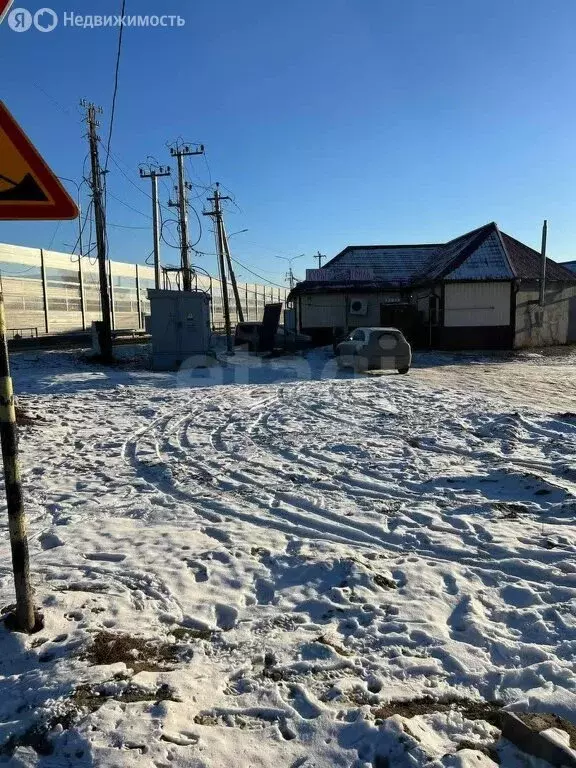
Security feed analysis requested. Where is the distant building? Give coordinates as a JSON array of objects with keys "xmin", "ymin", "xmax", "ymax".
[
  {"xmin": 289, "ymin": 222, "xmax": 576, "ymax": 349},
  {"xmin": 563, "ymin": 261, "xmax": 576, "ymax": 274}
]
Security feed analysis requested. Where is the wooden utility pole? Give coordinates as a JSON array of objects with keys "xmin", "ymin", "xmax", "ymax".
[
  {"xmin": 139, "ymin": 165, "xmax": 171, "ymax": 290},
  {"xmin": 315, "ymin": 251, "xmax": 326, "ymax": 269},
  {"xmin": 83, "ymin": 100, "xmax": 113, "ymax": 362},
  {"xmin": 169, "ymin": 143, "xmax": 204, "ymax": 291},
  {"xmin": 0, "ymin": 294, "xmax": 35, "ymax": 633},
  {"xmin": 204, "ymin": 184, "xmax": 234, "ymax": 354}
]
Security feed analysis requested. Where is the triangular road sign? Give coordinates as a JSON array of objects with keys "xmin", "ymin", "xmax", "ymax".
[
  {"xmin": 0, "ymin": 1, "xmax": 14, "ymax": 25},
  {"xmin": 0, "ymin": 101, "xmax": 79, "ymax": 221}
]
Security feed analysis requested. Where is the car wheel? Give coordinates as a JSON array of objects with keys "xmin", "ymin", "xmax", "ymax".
[{"xmin": 397, "ymin": 367, "xmax": 410, "ymax": 375}]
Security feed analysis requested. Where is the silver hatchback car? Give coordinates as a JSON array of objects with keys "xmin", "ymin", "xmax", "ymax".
[{"xmin": 336, "ymin": 327, "xmax": 412, "ymax": 374}]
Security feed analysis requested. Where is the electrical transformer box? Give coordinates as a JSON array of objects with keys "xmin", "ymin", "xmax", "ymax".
[{"xmin": 148, "ymin": 289, "xmax": 212, "ymax": 370}]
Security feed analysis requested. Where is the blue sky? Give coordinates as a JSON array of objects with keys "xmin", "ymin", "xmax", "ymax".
[{"xmin": 1, "ymin": 0, "xmax": 576, "ymax": 286}]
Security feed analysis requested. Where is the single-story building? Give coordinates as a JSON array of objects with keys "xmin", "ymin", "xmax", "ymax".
[{"xmin": 289, "ymin": 222, "xmax": 576, "ymax": 349}]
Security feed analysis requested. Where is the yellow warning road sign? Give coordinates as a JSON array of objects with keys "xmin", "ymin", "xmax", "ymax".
[{"xmin": 0, "ymin": 101, "xmax": 78, "ymax": 221}]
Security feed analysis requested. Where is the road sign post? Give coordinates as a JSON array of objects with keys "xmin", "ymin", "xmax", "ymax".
[
  {"xmin": 0, "ymin": 101, "xmax": 78, "ymax": 632},
  {"xmin": 0, "ymin": 295, "xmax": 35, "ymax": 632}
]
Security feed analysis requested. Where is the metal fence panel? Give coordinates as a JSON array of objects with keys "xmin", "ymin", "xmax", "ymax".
[{"xmin": 0, "ymin": 243, "xmax": 289, "ymax": 336}]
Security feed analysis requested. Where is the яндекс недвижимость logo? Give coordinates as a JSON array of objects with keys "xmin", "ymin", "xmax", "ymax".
[
  {"xmin": 4, "ymin": 8, "xmax": 185, "ymax": 30},
  {"xmin": 7, "ymin": 6, "xmax": 58, "ymax": 31}
]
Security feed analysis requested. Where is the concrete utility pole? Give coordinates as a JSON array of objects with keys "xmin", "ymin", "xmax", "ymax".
[
  {"xmin": 315, "ymin": 251, "xmax": 326, "ymax": 269},
  {"xmin": 222, "ymin": 223, "xmax": 245, "ymax": 324},
  {"xmin": 204, "ymin": 184, "xmax": 234, "ymax": 354},
  {"xmin": 82, "ymin": 100, "xmax": 113, "ymax": 362},
  {"xmin": 0, "ymin": 294, "xmax": 36, "ymax": 633},
  {"xmin": 139, "ymin": 165, "xmax": 171, "ymax": 290},
  {"xmin": 539, "ymin": 219, "xmax": 548, "ymax": 307},
  {"xmin": 169, "ymin": 143, "xmax": 204, "ymax": 292}
]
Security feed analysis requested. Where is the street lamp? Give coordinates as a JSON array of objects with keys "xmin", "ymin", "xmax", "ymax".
[
  {"xmin": 274, "ymin": 253, "xmax": 305, "ymax": 289},
  {"xmin": 58, "ymin": 176, "xmax": 84, "ymax": 257},
  {"xmin": 228, "ymin": 228, "xmax": 249, "ymax": 239}
]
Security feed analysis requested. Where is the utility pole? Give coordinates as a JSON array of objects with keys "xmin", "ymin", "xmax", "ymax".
[
  {"xmin": 139, "ymin": 164, "xmax": 171, "ymax": 290},
  {"xmin": 204, "ymin": 184, "xmax": 234, "ymax": 354},
  {"xmin": 222, "ymin": 223, "xmax": 245, "ymax": 324},
  {"xmin": 169, "ymin": 143, "xmax": 204, "ymax": 292},
  {"xmin": 82, "ymin": 100, "xmax": 113, "ymax": 362},
  {"xmin": 539, "ymin": 219, "xmax": 548, "ymax": 307},
  {"xmin": 315, "ymin": 251, "xmax": 326, "ymax": 269}
]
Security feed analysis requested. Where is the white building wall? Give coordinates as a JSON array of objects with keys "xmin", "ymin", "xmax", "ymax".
[
  {"xmin": 444, "ymin": 282, "xmax": 510, "ymax": 327},
  {"xmin": 299, "ymin": 292, "xmax": 407, "ymax": 329},
  {"xmin": 514, "ymin": 282, "xmax": 576, "ymax": 348},
  {"xmin": 300, "ymin": 294, "xmax": 346, "ymax": 328}
]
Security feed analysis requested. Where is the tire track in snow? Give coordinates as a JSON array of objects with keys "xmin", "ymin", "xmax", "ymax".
[
  {"xmin": 119, "ymin": 378, "xmax": 576, "ymax": 591},
  {"xmin": 123, "ymin": 410, "xmax": 395, "ymax": 550}
]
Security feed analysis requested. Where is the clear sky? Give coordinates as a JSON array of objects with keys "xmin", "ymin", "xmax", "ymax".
[{"xmin": 1, "ymin": 0, "xmax": 576, "ymax": 286}]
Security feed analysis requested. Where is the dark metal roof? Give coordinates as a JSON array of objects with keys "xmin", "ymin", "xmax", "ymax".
[
  {"xmin": 419, "ymin": 224, "xmax": 500, "ymax": 280},
  {"xmin": 324, "ymin": 244, "xmax": 439, "ymax": 286},
  {"xmin": 501, "ymin": 233, "xmax": 576, "ymax": 282},
  {"xmin": 290, "ymin": 223, "xmax": 576, "ymax": 299}
]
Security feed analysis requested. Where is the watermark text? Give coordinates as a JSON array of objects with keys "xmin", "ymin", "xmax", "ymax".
[{"xmin": 7, "ymin": 7, "xmax": 185, "ymax": 31}]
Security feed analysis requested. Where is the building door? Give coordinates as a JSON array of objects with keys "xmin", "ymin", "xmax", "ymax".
[
  {"xmin": 380, "ymin": 304, "xmax": 418, "ymax": 342},
  {"xmin": 568, "ymin": 296, "xmax": 576, "ymax": 343}
]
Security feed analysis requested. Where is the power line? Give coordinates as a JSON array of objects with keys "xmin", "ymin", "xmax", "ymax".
[
  {"xmin": 107, "ymin": 221, "xmax": 149, "ymax": 230},
  {"xmin": 48, "ymin": 221, "xmax": 62, "ymax": 250},
  {"xmin": 106, "ymin": 190, "xmax": 152, "ymax": 219},
  {"xmin": 84, "ymin": 216, "xmax": 148, "ymax": 230},
  {"xmin": 104, "ymin": 0, "xmax": 127, "ymax": 172},
  {"xmin": 229, "ymin": 257, "xmax": 287, "ymax": 289},
  {"xmin": 190, "ymin": 204, "xmax": 203, "ymax": 247},
  {"xmin": 108, "ymin": 150, "xmax": 174, "ymax": 214},
  {"xmin": 69, "ymin": 200, "xmax": 94, "ymax": 259},
  {"xmin": 195, "ymin": 246, "xmax": 286, "ymax": 285}
]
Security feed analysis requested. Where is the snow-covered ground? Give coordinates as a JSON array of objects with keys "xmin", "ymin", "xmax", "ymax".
[{"xmin": 1, "ymin": 347, "xmax": 576, "ymax": 766}]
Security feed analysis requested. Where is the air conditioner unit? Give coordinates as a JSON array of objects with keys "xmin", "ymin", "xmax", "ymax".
[{"xmin": 349, "ymin": 298, "xmax": 368, "ymax": 316}]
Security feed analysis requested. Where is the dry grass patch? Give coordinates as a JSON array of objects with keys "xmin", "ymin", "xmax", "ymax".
[{"xmin": 83, "ymin": 631, "xmax": 182, "ymax": 673}]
